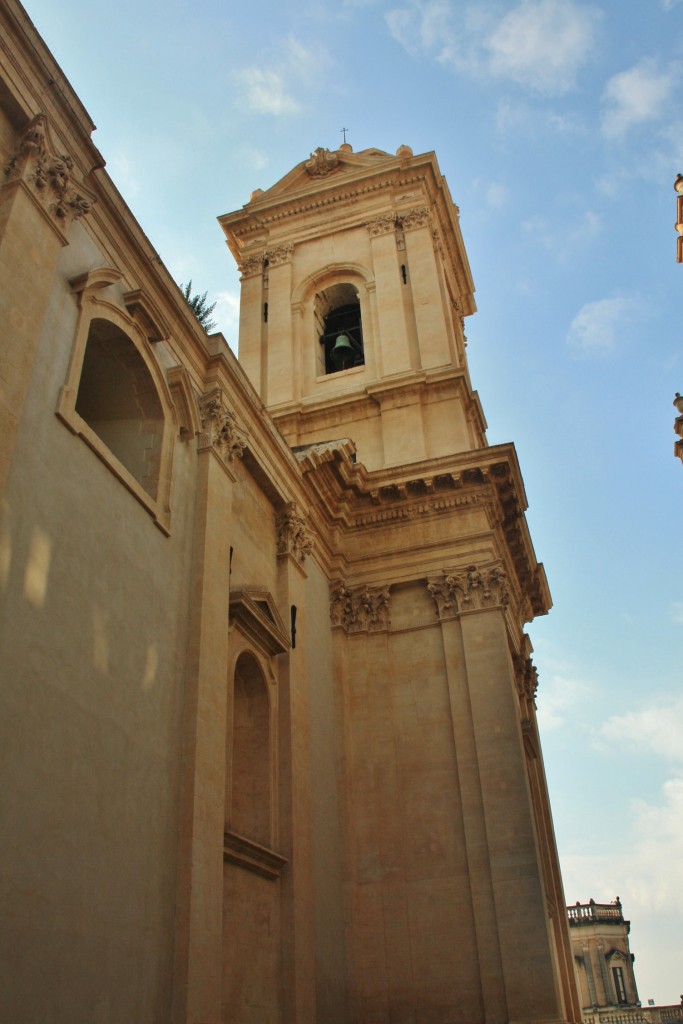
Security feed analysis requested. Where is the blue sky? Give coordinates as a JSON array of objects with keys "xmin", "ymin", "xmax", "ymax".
[{"xmin": 26, "ymin": 0, "xmax": 682, "ymax": 1003}]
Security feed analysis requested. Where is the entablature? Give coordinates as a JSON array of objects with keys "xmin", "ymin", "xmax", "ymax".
[{"xmin": 295, "ymin": 439, "xmax": 550, "ymax": 620}]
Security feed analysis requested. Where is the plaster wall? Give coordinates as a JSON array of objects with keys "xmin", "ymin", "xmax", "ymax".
[{"xmin": 0, "ymin": 232, "xmax": 197, "ymax": 1023}]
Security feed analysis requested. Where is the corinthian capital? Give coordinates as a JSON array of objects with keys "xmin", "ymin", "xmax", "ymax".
[
  {"xmin": 400, "ymin": 206, "xmax": 430, "ymax": 231},
  {"xmin": 330, "ymin": 581, "xmax": 391, "ymax": 633},
  {"xmin": 427, "ymin": 563, "xmax": 509, "ymax": 619},
  {"xmin": 5, "ymin": 114, "xmax": 94, "ymax": 225},
  {"xmin": 197, "ymin": 388, "xmax": 247, "ymax": 463},
  {"xmin": 276, "ymin": 502, "xmax": 313, "ymax": 563}
]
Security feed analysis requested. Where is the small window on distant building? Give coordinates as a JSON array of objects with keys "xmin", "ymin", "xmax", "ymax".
[
  {"xmin": 75, "ymin": 318, "xmax": 164, "ymax": 499},
  {"xmin": 612, "ymin": 967, "xmax": 627, "ymax": 1005},
  {"xmin": 315, "ymin": 283, "xmax": 364, "ymax": 375}
]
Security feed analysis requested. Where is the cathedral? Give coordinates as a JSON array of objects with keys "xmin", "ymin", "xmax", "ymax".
[{"xmin": 0, "ymin": 1, "xmax": 582, "ymax": 1022}]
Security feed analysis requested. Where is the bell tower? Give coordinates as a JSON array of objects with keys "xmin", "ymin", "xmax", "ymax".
[
  {"xmin": 219, "ymin": 145, "xmax": 581, "ymax": 1024},
  {"xmin": 219, "ymin": 144, "xmax": 486, "ymax": 471}
]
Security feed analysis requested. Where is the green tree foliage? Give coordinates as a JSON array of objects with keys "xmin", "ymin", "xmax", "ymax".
[{"xmin": 181, "ymin": 280, "xmax": 217, "ymax": 333}]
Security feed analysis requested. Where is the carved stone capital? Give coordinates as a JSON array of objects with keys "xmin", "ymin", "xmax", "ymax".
[
  {"xmin": 513, "ymin": 652, "xmax": 539, "ymax": 702},
  {"xmin": 237, "ymin": 254, "xmax": 263, "ymax": 279},
  {"xmin": 400, "ymin": 206, "xmax": 430, "ymax": 231},
  {"xmin": 305, "ymin": 147, "xmax": 338, "ymax": 176},
  {"xmin": 366, "ymin": 214, "xmax": 397, "ymax": 237},
  {"xmin": 276, "ymin": 502, "xmax": 313, "ymax": 563},
  {"xmin": 330, "ymin": 581, "xmax": 391, "ymax": 633},
  {"xmin": 197, "ymin": 388, "xmax": 247, "ymax": 463},
  {"xmin": 264, "ymin": 243, "xmax": 294, "ymax": 267},
  {"xmin": 5, "ymin": 114, "xmax": 94, "ymax": 225},
  {"xmin": 427, "ymin": 563, "xmax": 509, "ymax": 619}
]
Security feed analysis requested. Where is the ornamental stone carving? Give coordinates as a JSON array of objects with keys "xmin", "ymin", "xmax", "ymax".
[
  {"xmin": 674, "ymin": 392, "xmax": 683, "ymax": 465},
  {"xmin": 276, "ymin": 502, "xmax": 313, "ymax": 563},
  {"xmin": 366, "ymin": 214, "xmax": 397, "ymax": 237},
  {"xmin": 427, "ymin": 563, "xmax": 509, "ymax": 618},
  {"xmin": 514, "ymin": 654, "xmax": 539, "ymax": 702},
  {"xmin": 400, "ymin": 206, "xmax": 430, "ymax": 231},
  {"xmin": 197, "ymin": 389, "xmax": 247, "ymax": 463},
  {"xmin": 264, "ymin": 243, "xmax": 294, "ymax": 267},
  {"xmin": 330, "ymin": 581, "xmax": 391, "ymax": 633},
  {"xmin": 237, "ymin": 254, "xmax": 263, "ymax": 279},
  {"xmin": 305, "ymin": 147, "xmax": 339, "ymax": 176},
  {"xmin": 5, "ymin": 114, "xmax": 93, "ymax": 224}
]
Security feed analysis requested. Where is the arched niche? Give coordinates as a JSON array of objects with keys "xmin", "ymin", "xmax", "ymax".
[
  {"xmin": 75, "ymin": 318, "xmax": 164, "ymax": 498},
  {"xmin": 230, "ymin": 650, "xmax": 272, "ymax": 847}
]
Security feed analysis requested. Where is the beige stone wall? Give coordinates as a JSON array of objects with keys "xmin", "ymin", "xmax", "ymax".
[{"xmin": 0, "ymin": 231, "xmax": 197, "ymax": 1023}]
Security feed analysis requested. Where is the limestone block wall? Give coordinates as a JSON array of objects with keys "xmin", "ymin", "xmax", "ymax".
[{"xmin": 0, "ymin": 230, "xmax": 198, "ymax": 1023}]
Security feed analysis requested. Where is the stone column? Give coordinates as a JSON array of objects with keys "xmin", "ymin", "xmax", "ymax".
[
  {"xmin": 0, "ymin": 113, "xmax": 94, "ymax": 499},
  {"xmin": 172, "ymin": 388, "xmax": 246, "ymax": 1024},
  {"xmin": 402, "ymin": 207, "xmax": 451, "ymax": 369},
  {"xmin": 276, "ymin": 503, "xmax": 316, "ymax": 1023}
]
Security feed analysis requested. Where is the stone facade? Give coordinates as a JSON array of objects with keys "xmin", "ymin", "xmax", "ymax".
[{"xmin": 0, "ymin": 2, "xmax": 581, "ymax": 1022}]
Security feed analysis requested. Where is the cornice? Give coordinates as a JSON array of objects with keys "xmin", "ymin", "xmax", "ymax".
[
  {"xmin": 296, "ymin": 440, "xmax": 550, "ymax": 620},
  {"xmin": 222, "ymin": 171, "xmax": 429, "ymax": 244}
]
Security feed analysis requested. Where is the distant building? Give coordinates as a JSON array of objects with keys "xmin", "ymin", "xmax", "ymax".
[
  {"xmin": 674, "ymin": 393, "xmax": 683, "ymax": 465},
  {"xmin": 568, "ymin": 899, "xmax": 683, "ymax": 1024}
]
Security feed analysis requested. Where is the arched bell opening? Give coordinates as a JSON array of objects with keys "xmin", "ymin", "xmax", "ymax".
[{"xmin": 315, "ymin": 283, "xmax": 364, "ymax": 375}]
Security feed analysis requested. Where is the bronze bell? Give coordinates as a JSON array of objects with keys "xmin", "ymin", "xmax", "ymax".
[{"xmin": 330, "ymin": 333, "xmax": 354, "ymax": 369}]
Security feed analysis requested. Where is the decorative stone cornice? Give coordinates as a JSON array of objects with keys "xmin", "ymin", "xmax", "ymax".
[
  {"xmin": 366, "ymin": 213, "xmax": 397, "ymax": 237},
  {"xmin": 330, "ymin": 581, "xmax": 391, "ymax": 633},
  {"xmin": 305, "ymin": 147, "xmax": 339, "ymax": 176},
  {"xmin": 400, "ymin": 206, "xmax": 430, "ymax": 231},
  {"xmin": 197, "ymin": 388, "xmax": 247, "ymax": 463},
  {"xmin": 427, "ymin": 563, "xmax": 509, "ymax": 619},
  {"xmin": 5, "ymin": 113, "xmax": 94, "ymax": 225},
  {"xmin": 276, "ymin": 502, "xmax": 313, "ymax": 563}
]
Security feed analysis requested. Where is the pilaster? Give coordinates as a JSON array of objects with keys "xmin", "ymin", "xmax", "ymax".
[
  {"xmin": 276, "ymin": 503, "xmax": 317, "ymax": 1024},
  {"xmin": 265, "ymin": 244, "xmax": 295, "ymax": 406},
  {"xmin": 0, "ymin": 113, "xmax": 94, "ymax": 499},
  {"xmin": 172, "ymin": 388, "xmax": 246, "ymax": 1024},
  {"xmin": 402, "ymin": 208, "xmax": 451, "ymax": 369},
  {"xmin": 366, "ymin": 217, "xmax": 413, "ymax": 376}
]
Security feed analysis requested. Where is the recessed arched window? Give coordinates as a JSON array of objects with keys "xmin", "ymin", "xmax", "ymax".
[
  {"xmin": 75, "ymin": 318, "xmax": 164, "ymax": 499},
  {"xmin": 315, "ymin": 283, "xmax": 364, "ymax": 375},
  {"xmin": 231, "ymin": 651, "xmax": 271, "ymax": 845}
]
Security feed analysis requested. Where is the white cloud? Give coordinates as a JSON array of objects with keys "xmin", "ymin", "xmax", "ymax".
[
  {"xmin": 386, "ymin": 0, "xmax": 599, "ymax": 94},
  {"xmin": 233, "ymin": 36, "xmax": 328, "ymax": 116},
  {"xmin": 672, "ymin": 602, "xmax": 683, "ymax": 625},
  {"xmin": 234, "ymin": 68, "xmax": 301, "ymax": 116},
  {"xmin": 385, "ymin": 0, "xmax": 458, "ymax": 62},
  {"xmin": 536, "ymin": 671, "xmax": 594, "ymax": 731},
  {"xmin": 213, "ymin": 290, "xmax": 241, "ymax": 345},
  {"xmin": 601, "ymin": 58, "xmax": 680, "ymax": 139},
  {"xmin": 496, "ymin": 97, "xmax": 584, "ymax": 136},
  {"xmin": 600, "ymin": 697, "xmax": 683, "ymax": 766},
  {"xmin": 566, "ymin": 296, "xmax": 631, "ymax": 358},
  {"xmin": 522, "ymin": 209, "xmax": 601, "ymax": 259},
  {"xmin": 485, "ymin": 0, "xmax": 601, "ymax": 95}
]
